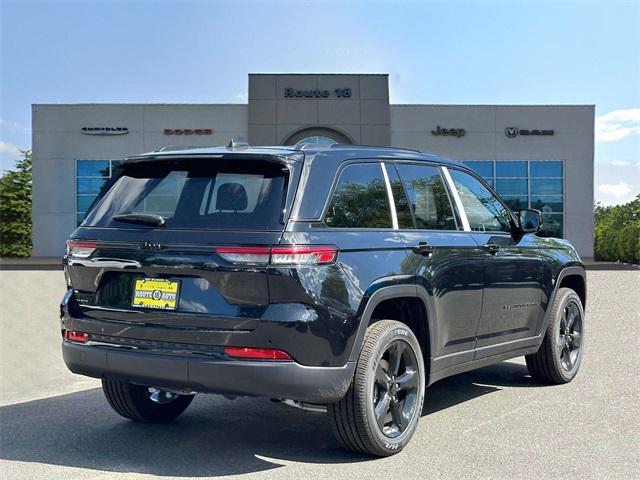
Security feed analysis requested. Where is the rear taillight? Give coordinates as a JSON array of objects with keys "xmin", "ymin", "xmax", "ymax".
[
  {"xmin": 224, "ymin": 346, "xmax": 292, "ymax": 361},
  {"xmin": 63, "ymin": 330, "xmax": 89, "ymax": 343},
  {"xmin": 215, "ymin": 247, "xmax": 271, "ymax": 265},
  {"xmin": 270, "ymin": 245, "xmax": 337, "ymax": 265},
  {"xmin": 66, "ymin": 240, "xmax": 97, "ymax": 258},
  {"xmin": 215, "ymin": 245, "xmax": 338, "ymax": 266}
]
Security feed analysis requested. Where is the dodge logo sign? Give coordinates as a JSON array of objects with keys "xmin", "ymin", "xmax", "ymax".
[
  {"xmin": 505, "ymin": 127, "xmax": 554, "ymax": 138},
  {"xmin": 164, "ymin": 129, "xmax": 213, "ymax": 135},
  {"xmin": 81, "ymin": 127, "xmax": 129, "ymax": 136}
]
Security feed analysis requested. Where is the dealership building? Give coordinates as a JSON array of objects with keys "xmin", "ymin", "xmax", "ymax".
[{"xmin": 32, "ymin": 73, "xmax": 595, "ymax": 257}]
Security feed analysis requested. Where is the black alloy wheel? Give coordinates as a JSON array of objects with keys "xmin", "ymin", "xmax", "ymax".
[
  {"xmin": 328, "ymin": 320, "xmax": 425, "ymax": 456},
  {"xmin": 373, "ymin": 340, "xmax": 420, "ymax": 438},
  {"xmin": 559, "ymin": 300, "xmax": 583, "ymax": 372},
  {"xmin": 526, "ymin": 288, "xmax": 585, "ymax": 384}
]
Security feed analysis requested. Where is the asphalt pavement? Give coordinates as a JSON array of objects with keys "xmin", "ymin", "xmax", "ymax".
[{"xmin": 0, "ymin": 269, "xmax": 638, "ymax": 479}]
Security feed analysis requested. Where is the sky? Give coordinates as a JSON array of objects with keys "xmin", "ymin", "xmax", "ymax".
[{"xmin": 1, "ymin": 0, "xmax": 638, "ymax": 205}]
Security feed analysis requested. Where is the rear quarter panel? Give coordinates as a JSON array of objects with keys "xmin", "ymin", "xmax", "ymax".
[{"xmin": 270, "ymin": 227, "xmax": 409, "ymax": 366}]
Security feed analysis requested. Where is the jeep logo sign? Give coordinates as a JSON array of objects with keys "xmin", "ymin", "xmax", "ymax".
[
  {"xmin": 505, "ymin": 127, "xmax": 554, "ymax": 138},
  {"xmin": 284, "ymin": 88, "xmax": 352, "ymax": 98},
  {"xmin": 431, "ymin": 126, "xmax": 466, "ymax": 138}
]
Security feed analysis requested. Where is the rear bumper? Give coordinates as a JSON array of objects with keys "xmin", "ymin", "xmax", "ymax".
[{"xmin": 62, "ymin": 341, "xmax": 355, "ymax": 403}]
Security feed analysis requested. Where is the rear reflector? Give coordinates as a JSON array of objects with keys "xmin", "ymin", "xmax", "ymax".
[
  {"xmin": 63, "ymin": 330, "xmax": 89, "ymax": 343},
  {"xmin": 215, "ymin": 245, "xmax": 337, "ymax": 266},
  {"xmin": 66, "ymin": 240, "xmax": 97, "ymax": 258},
  {"xmin": 224, "ymin": 346, "xmax": 292, "ymax": 361}
]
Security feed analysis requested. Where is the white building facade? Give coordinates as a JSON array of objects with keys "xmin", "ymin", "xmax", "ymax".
[{"xmin": 32, "ymin": 73, "xmax": 594, "ymax": 257}]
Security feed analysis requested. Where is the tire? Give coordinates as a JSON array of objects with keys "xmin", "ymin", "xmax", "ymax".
[
  {"xmin": 102, "ymin": 379, "xmax": 194, "ymax": 423},
  {"xmin": 526, "ymin": 287, "xmax": 585, "ymax": 384},
  {"xmin": 328, "ymin": 320, "xmax": 426, "ymax": 457}
]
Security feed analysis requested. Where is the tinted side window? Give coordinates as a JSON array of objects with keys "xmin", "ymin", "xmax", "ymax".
[
  {"xmin": 449, "ymin": 169, "xmax": 512, "ymax": 232},
  {"xmin": 325, "ymin": 163, "xmax": 392, "ymax": 228},
  {"xmin": 397, "ymin": 164, "xmax": 457, "ymax": 230},
  {"xmin": 385, "ymin": 163, "xmax": 414, "ymax": 229}
]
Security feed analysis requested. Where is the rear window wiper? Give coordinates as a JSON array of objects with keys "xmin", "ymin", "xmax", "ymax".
[{"xmin": 112, "ymin": 213, "xmax": 165, "ymax": 226}]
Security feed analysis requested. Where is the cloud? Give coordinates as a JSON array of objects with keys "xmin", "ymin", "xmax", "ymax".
[
  {"xmin": 0, "ymin": 119, "xmax": 30, "ymax": 134},
  {"xmin": 232, "ymin": 92, "xmax": 248, "ymax": 103},
  {"xmin": 0, "ymin": 141, "xmax": 21, "ymax": 156},
  {"xmin": 595, "ymin": 108, "xmax": 640, "ymax": 142},
  {"xmin": 597, "ymin": 182, "xmax": 633, "ymax": 198},
  {"xmin": 322, "ymin": 46, "xmax": 374, "ymax": 57},
  {"xmin": 610, "ymin": 160, "xmax": 631, "ymax": 166}
]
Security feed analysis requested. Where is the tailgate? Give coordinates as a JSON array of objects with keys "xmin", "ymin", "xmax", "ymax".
[
  {"xmin": 65, "ymin": 231, "xmax": 282, "ymax": 327},
  {"xmin": 64, "ymin": 154, "xmax": 298, "ymax": 327}
]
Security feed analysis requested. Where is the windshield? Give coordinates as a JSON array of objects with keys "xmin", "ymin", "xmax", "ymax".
[{"xmin": 82, "ymin": 159, "xmax": 289, "ymax": 230}]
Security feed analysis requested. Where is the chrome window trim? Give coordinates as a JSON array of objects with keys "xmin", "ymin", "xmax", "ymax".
[
  {"xmin": 441, "ymin": 166, "xmax": 471, "ymax": 231},
  {"xmin": 380, "ymin": 162, "xmax": 399, "ymax": 230}
]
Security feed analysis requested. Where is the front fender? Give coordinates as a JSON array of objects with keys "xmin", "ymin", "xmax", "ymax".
[{"xmin": 537, "ymin": 265, "xmax": 586, "ymax": 336}]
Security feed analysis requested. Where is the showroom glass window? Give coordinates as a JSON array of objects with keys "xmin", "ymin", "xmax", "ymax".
[
  {"xmin": 295, "ymin": 136, "xmax": 337, "ymax": 147},
  {"xmin": 464, "ymin": 160, "xmax": 564, "ymax": 238},
  {"xmin": 76, "ymin": 159, "xmax": 192, "ymax": 225},
  {"xmin": 324, "ymin": 163, "xmax": 393, "ymax": 228},
  {"xmin": 76, "ymin": 160, "xmax": 122, "ymax": 225}
]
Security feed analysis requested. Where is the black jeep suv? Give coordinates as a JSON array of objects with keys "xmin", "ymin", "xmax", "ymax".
[{"xmin": 61, "ymin": 144, "xmax": 586, "ymax": 456}]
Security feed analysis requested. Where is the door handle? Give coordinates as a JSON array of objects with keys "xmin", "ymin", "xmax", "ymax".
[
  {"xmin": 411, "ymin": 242, "xmax": 434, "ymax": 256},
  {"xmin": 483, "ymin": 242, "xmax": 501, "ymax": 254}
]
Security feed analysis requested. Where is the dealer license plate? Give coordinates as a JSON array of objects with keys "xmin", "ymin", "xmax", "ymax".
[{"xmin": 131, "ymin": 278, "xmax": 180, "ymax": 310}]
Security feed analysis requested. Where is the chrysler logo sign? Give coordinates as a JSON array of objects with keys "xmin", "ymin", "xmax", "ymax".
[
  {"xmin": 81, "ymin": 127, "xmax": 129, "ymax": 136},
  {"xmin": 505, "ymin": 127, "xmax": 554, "ymax": 138}
]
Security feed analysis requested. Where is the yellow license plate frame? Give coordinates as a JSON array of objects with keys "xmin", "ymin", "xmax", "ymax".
[{"xmin": 131, "ymin": 278, "xmax": 180, "ymax": 310}]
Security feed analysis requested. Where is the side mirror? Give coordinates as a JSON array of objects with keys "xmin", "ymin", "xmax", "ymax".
[{"xmin": 518, "ymin": 209, "xmax": 542, "ymax": 233}]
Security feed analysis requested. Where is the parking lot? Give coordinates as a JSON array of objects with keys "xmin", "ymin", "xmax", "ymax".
[{"xmin": 0, "ymin": 268, "xmax": 638, "ymax": 479}]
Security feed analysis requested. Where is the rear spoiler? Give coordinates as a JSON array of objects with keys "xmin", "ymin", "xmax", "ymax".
[{"xmin": 121, "ymin": 152, "xmax": 304, "ymax": 166}]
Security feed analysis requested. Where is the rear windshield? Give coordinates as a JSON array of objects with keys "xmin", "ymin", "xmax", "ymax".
[{"xmin": 82, "ymin": 159, "xmax": 289, "ymax": 230}]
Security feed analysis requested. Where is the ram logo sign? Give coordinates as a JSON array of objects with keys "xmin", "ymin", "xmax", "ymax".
[{"xmin": 505, "ymin": 127, "xmax": 554, "ymax": 138}]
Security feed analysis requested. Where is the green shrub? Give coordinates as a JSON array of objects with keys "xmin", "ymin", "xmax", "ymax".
[
  {"xmin": 594, "ymin": 194, "xmax": 640, "ymax": 264},
  {"xmin": 0, "ymin": 149, "xmax": 32, "ymax": 257}
]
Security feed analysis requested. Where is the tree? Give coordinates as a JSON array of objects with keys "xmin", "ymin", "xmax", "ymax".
[
  {"xmin": 594, "ymin": 194, "xmax": 640, "ymax": 264},
  {"xmin": 0, "ymin": 149, "xmax": 32, "ymax": 257}
]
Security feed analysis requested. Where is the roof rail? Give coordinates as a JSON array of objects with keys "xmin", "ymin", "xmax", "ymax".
[{"xmin": 328, "ymin": 144, "xmax": 422, "ymax": 154}]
